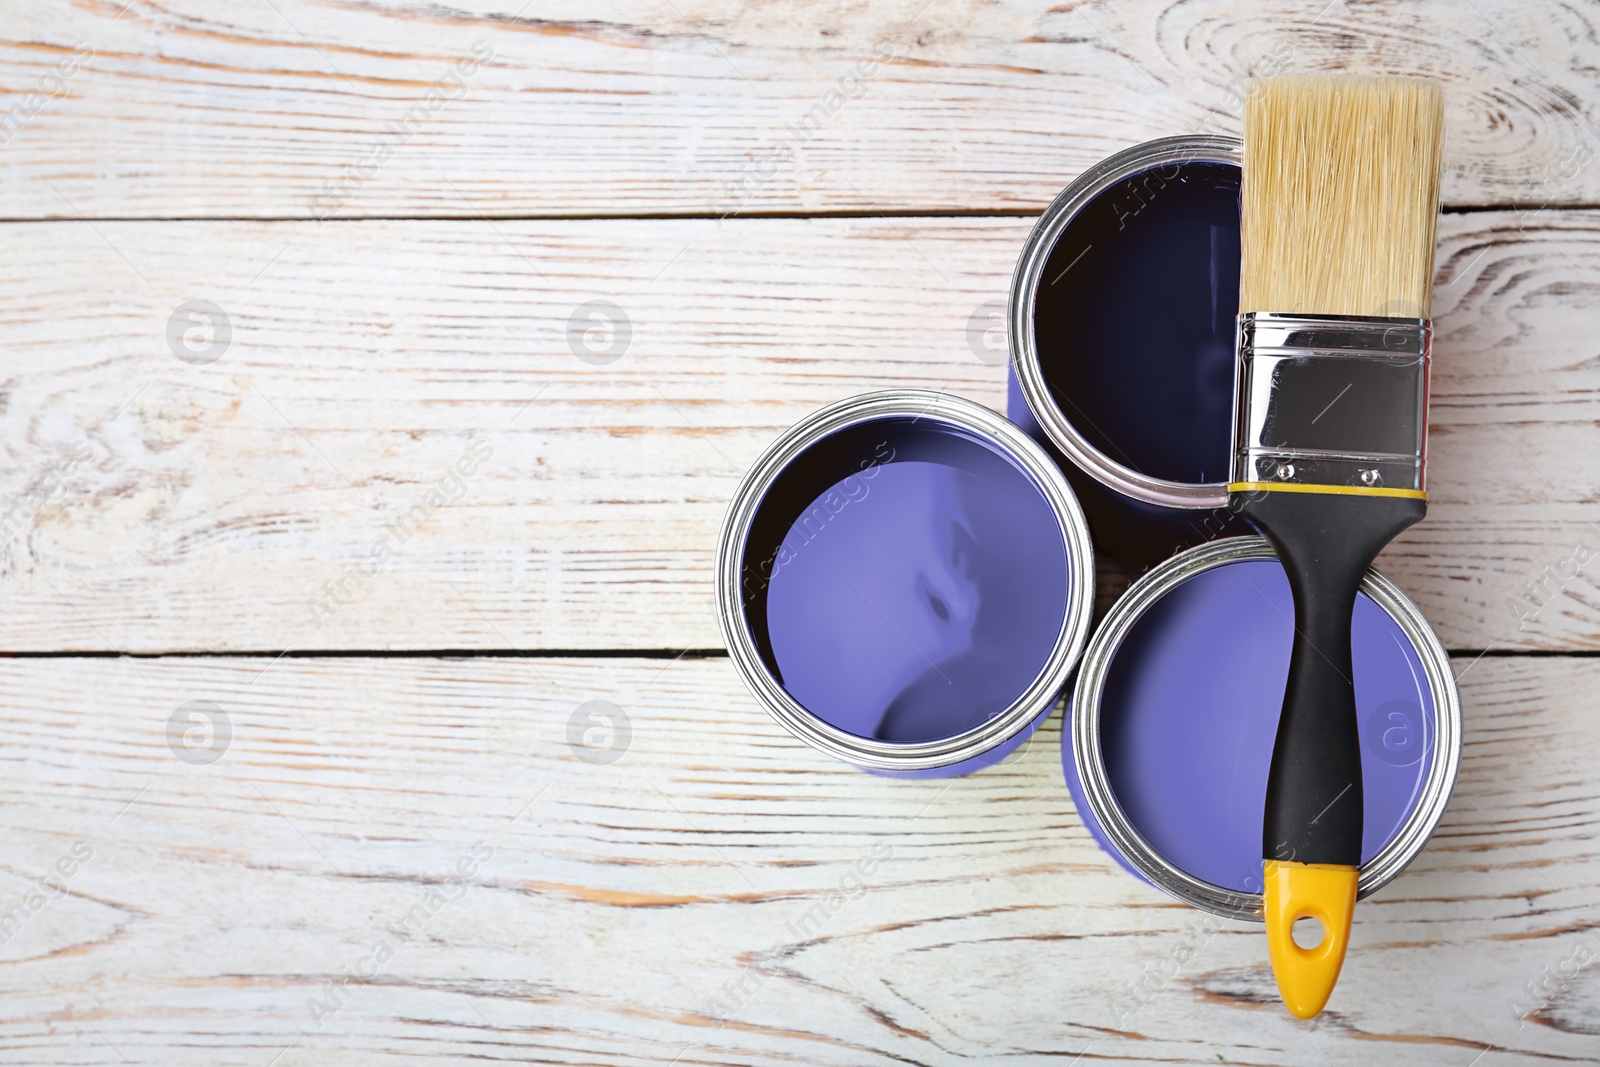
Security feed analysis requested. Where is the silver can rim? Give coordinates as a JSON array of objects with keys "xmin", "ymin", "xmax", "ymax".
[
  {"xmin": 1010, "ymin": 134, "xmax": 1243, "ymax": 511},
  {"xmin": 1069, "ymin": 535, "xmax": 1462, "ymax": 920},
  {"xmin": 716, "ymin": 390, "xmax": 1097, "ymax": 771}
]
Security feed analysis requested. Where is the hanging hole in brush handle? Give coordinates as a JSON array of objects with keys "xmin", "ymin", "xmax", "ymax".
[{"xmin": 1292, "ymin": 915, "xmax": 1325, "ymax": 949}]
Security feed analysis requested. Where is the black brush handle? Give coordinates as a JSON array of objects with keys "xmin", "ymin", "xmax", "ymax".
[
  {"xmin": 1235, "ymin": 489, "xmax": 1426, "ymax": 865},
  {"xmin": 1235, "ymin": 489, "xmax": 1425, "ymax": 1018}
]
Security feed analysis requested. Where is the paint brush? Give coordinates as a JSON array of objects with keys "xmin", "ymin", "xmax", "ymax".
[{"xmin": 1231, "ymin": 75, "xmax": 1443, "ymax": 1018}]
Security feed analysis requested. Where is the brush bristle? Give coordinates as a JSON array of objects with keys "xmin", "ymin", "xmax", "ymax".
[{"xmin": 1241, "ymin": 75, "xmax": 1443, "ymax": 318}]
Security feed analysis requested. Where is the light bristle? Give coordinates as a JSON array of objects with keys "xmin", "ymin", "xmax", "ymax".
[{"xmin": 1241, "ymin": 75, "xmax": 1443, "ymax": 318}]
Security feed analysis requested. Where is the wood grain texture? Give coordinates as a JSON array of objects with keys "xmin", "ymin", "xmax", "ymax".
[
  {"xmin": 0, "ymin": 211, "xmax": 1597, "ymax": 652},
  {"xmin": 2, "ymin": 0, "xmax": 1599, "ymax": 218},
  {"xmin": 0, "ymin": 654, "xmax": 1594, "ymax": 1066},
  {"xmin": 3, "ymin": 5, "xmax": 1595, "ymax": 1063}
]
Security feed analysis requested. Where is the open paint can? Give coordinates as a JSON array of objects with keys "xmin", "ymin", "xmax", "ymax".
[
  {"xmin": 717, "ymin": 391, "xmax": 1095, "ymax": 776},
  {"xmin": 1008, "ymin": 135, "xmax": 1250, "ymax": 567},
  {"xmin": 1066, "ymin": 537, "xmax": 1460, "ymax": 918}
]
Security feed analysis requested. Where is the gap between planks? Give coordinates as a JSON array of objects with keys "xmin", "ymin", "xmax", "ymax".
[{"xmin": 0, "ymin": 203, "xmax": 1596, "ymax": 225}]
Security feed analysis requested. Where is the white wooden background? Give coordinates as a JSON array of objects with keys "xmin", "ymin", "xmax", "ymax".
[{"xmin": 0, "ymin": 2, "xmax": 1597, "ymax": 1064}]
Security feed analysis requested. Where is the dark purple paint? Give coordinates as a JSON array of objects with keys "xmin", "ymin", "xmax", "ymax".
[
  {"xmin": 752, "ymin": 423, "xmax": 1070, "ymax": 747},
  {"xmin": 1015, "ymin": 158, "xmax": 1251, "ymax": 566},
  {"xmin": 1036, "ymin": 161, "xmax": 1240, "ymax": 484},
  {"xmin": 1065, "ymin": 559, "xmax": 1434, "ymax": 892}
]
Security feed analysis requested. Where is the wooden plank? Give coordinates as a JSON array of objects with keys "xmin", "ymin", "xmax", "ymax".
[
  {"xmin": 0, "ymin": 653, "xmax": 1594, "ymax": 1065},
  {"xmin": 1, "ymin": 0, "xmax": 1598, "ymax": 218},
  {"xmin": 1, "ymin": 211, "xmax": 1598, "ymax": 653}
]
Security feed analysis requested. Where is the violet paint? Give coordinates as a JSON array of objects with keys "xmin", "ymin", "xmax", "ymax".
[
  {"xmin": 1066, "ymin": 559, "xmax": 1434, "ymax": 892},
  {"xmin": 745, "ymin": 420, "xmax": 1070, "ymax": 746}
]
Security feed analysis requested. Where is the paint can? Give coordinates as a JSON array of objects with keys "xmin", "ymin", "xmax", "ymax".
[
  {"xmin": 1065, "ymin": 536, "xmax": 1460, "ymax": 918},
  {"xmin": 1008, "ymin": 135, "xmax": 1251, "ymax": 567},
  {"xmin": 717, "ymin": 391, "xmax": 1095, "ymax": 776}
]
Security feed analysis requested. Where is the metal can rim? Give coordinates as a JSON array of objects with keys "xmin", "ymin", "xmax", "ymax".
[
  {"xmin": 1009, "ymin": 134, "xmax": 1243, "ymax": 511},
  {"xmin": 716, "ymin": 390, "xmax": 1097, "ymax": 771},
  {"xmin": 1069, "ymin": 535, "xmax": 1462, "ymax": 919}
]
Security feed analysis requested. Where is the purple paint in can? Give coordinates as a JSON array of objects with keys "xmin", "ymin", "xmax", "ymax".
[
  {"xmin": 1066, "ymin": 538, "xmax": 1460, "ymax": 917},
  {"xmin": 764, "ymin": 436, "xmax": 1067, "ymax": 744},
  {"xmin": 717, "ymin": 392, "xmax": 1095, "ymax": 775},
  {"xmin": 1010, "ymin": 138, "xmax": 1252, "ymax": 568}
]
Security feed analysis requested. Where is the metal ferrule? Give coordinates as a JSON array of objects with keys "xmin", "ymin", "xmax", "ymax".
[{"xmin": 1231, "ymin": 313, "xmax": 1431, "ymax": 494}]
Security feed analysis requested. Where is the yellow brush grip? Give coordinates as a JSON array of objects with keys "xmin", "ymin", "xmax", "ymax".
[{"xmin": 1263, "ymin": 860, "xmax": 1358, "ymax": 1018}]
